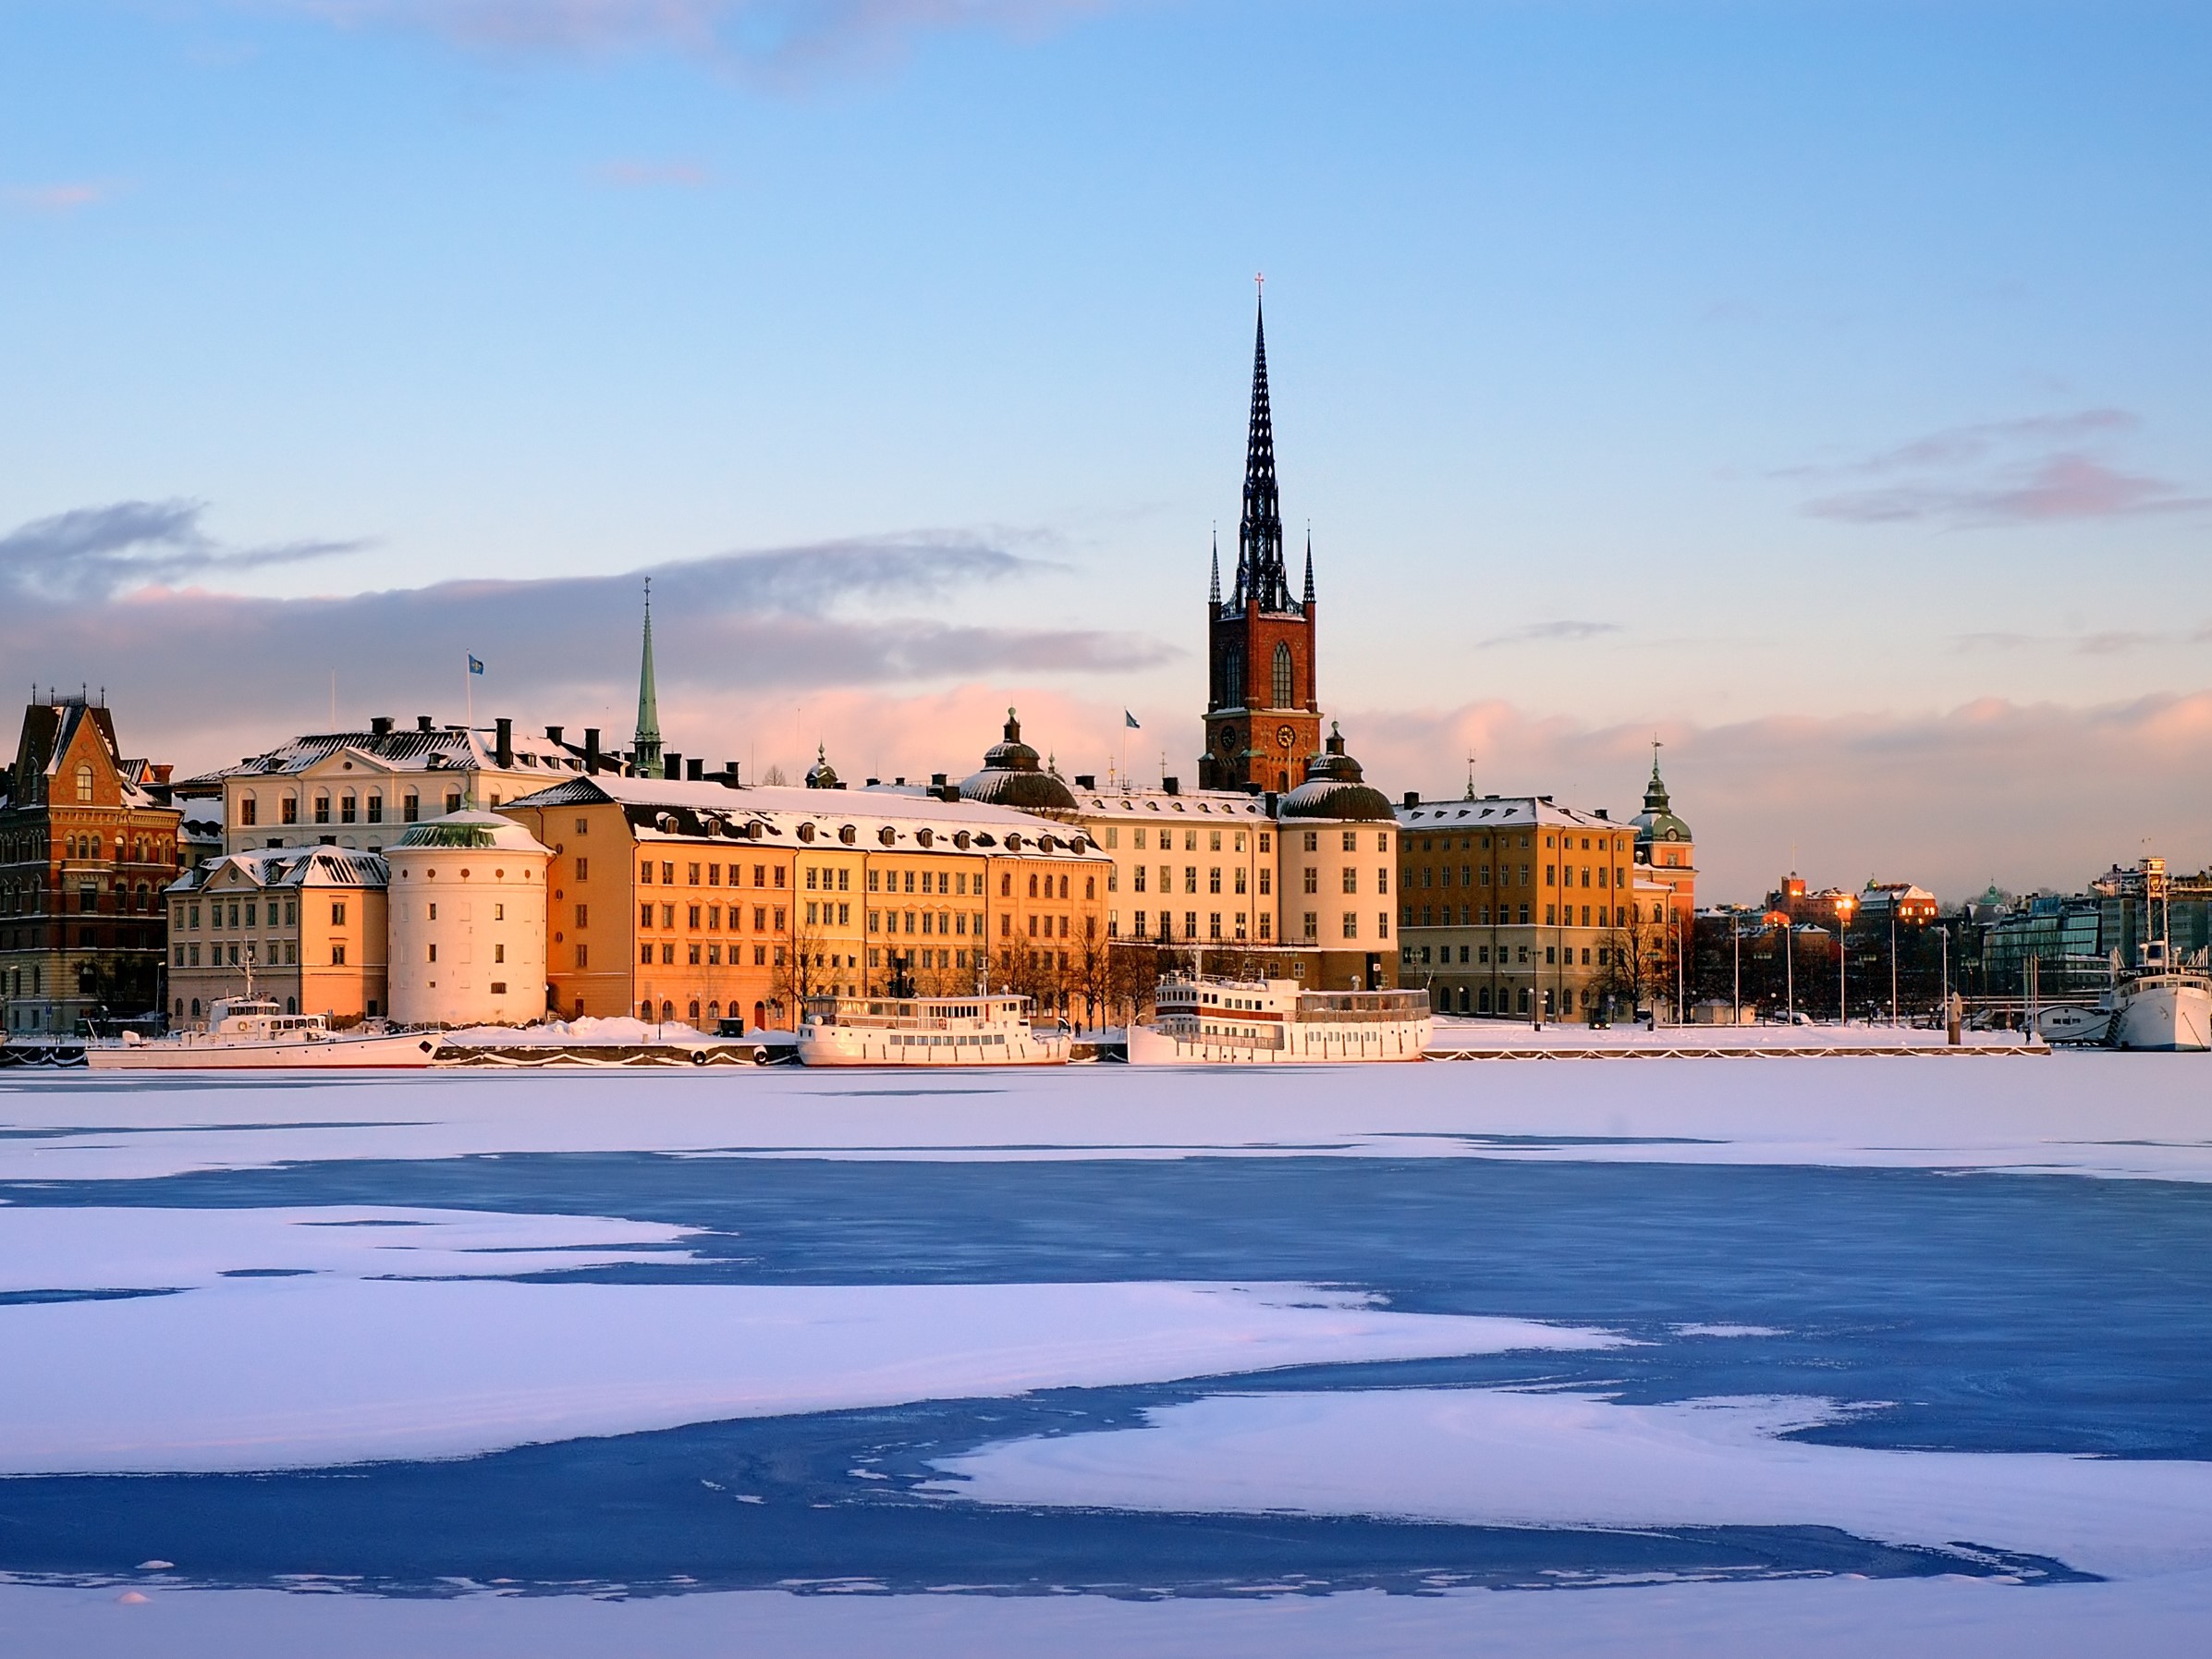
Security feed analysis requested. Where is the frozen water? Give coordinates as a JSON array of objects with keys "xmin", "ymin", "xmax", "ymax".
[{"xmin": 1, "ymin": 1057, "xmax": 2208, "ymax": 1651}]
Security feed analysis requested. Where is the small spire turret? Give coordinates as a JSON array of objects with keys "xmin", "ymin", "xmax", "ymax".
[{"xmin": 632, "ymin": 578, "xmax": 663, "ymax": 775}]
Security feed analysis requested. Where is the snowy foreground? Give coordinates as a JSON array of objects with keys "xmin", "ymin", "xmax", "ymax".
[{"xmin": 1, "ymin": 1055, "xmax": 2208, "ymax": 1656}]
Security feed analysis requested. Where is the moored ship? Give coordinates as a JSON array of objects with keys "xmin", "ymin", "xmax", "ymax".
[
  {"xmin": 86, "ymin": 997, "xmax": 441, "ymax": 1070},
  {"xmin": 2034, "ymin": 858, "xmax": 2211, "ymax": 1053},
  {"xmin": 793, "ymin": 994, "xmax": 1069, "ymax": 1067},
  {"xmin": 1130, "ymin": 975, "xmax": 1433, "ymax": 1064}
]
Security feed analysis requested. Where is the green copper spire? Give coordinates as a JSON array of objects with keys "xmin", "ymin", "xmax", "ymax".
[{"xmin": 633, "ymin": 578, "xmax": 664, "ymax": 775}]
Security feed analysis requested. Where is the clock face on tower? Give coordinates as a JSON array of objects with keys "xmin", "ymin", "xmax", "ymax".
[
  {"xmin": 1218, "ymin": 726, "xmax": 1240, "ymax": 755},
  {"xmin": 1276, "ymin": 725, "xmax": 1296, "ymax": 750}
]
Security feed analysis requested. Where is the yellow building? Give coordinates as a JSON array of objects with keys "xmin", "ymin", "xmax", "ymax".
[
  {"xmin": 164, "ymin": 847, "xmax": 389, "ymax": 1027},
  {"xmin": 1394, "ymin": 794, "xmax": 1640, "ymax": 1022},
  {"xmin": 502, "ymin": 775, "xmax": 1110, "ymax": 1031}
]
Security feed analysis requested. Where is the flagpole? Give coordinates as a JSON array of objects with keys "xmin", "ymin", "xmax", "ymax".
[{"xmin": 464, "ymin": 654, "xmax": 474, "ymax": 735}]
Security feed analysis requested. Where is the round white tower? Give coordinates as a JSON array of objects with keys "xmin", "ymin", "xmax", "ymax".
[{"xmin": 386, "ymin": 811, "xmax": 552, "ymax": 1029}]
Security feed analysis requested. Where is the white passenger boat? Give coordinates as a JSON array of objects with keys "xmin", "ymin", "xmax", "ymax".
[
  {"xmin": 793, "ymin": 994, "xmax": 1069, "ymax": 1067},
  {"xmin": 2034, "ymin": 859, "xmax": 2211, "ymax": 1053},
  {"xmin": 1130, "ymin": 975, "xmax": 1434, "ymax": 1064},
  {"xmin": 86, "ymin": 998, "xmax": 442, "ymax": 1070}
]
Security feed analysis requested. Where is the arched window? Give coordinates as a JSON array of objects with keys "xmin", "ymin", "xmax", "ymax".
[
  {"xmin": 661, "ymin": 999, "xmax": 675, "ymax": 1023},
  {"xmin": 687, "ymin": 999, "xmax": 702, "ymax": 1024},
  {"xmin": 1221, "ymin": 649, "xmax": 1243, "ymax": 710},
  {"xmin": 1272, "ymin": 641, "xmax": 1294, "ymax": 709},
  {"xmin": 239, "ymin": 795, "xmax": 258, "ymax": 826},
  {"xmin": 286, "ymin": 997, "xmax": 298, "ymax": 1015},
  {"xmin": 639, "ymin": 1000, "xmax": 653, "ymax": 1020},
  {"xmin": 75, "ymin": 763, "xmax": 93, "ymax": 802}
]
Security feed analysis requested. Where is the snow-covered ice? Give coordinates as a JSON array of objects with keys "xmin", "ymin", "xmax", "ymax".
[
  {"xmin": 0, "ymin": 1258, "xmax": 1617, "ymax": 1472},
  {"xmin": 928, "ymin": 1387, "xmax": 2212, "ymax": 1580},
  {"xmin": 2, "ymin": 1056, "xmax": 2208, "ymax": 1653}
]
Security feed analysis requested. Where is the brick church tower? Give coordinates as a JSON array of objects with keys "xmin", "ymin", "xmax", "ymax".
[{"xmin": 1200, "ymin": 292, "xmax": 1320, "ymax": 793}]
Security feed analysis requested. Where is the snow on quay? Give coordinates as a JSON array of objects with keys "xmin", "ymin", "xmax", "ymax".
[{"xmin": 2, "ymin": 1048, "xmax": 2207, "ymax": 1183}]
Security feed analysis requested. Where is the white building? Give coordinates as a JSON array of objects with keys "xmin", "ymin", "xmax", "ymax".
[
  {"xmin": 385, "ymin": 811, "xmax": 552, "ymax": 1029},
  {"xmin": 176, "ymin": 716, "xmax": 616, "ymax": 859}
]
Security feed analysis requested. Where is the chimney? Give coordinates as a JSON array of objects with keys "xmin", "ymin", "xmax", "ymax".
[
  {"xmin": 938, "ymin": 784, "xmax": 960, "ymax": 803},
  {"xmin": 544, "ymin": 725, "xmax": 564, "ymax": 746},
  {"xmin": 720, "ymin": 761, "xmax": 741, "ymax": 788},
  {"xmin": 686, "ymin": 757, "xmax": 703, "ymax": 782},
  {"xmin": 495, "ymin": 717, "xmax": 513, "ymax": 769},
  {"xmin": 370, "ymin": 715, "xmax": 394, "ymax": 738},
  {"xmin": 1403, "ymin": 791, "xmax": 1418, "ymax": 810},
  {"xmin": 866, "ymin": 777, "xmax": 881, "ymax": 787},
  {"xmin": 1263, "ymin": 790, "xmax": 1278, "ymax": 816},
  {"xmin": 417, "ymin": 715, "xmax": 433, "ymax": 732},
  {"xmin": 931, "ymin": 773, "xmax": 947, "ymax": 789},
  {"xmin": 1074, "ymin": 775, "xmax": 1095, "ymax": 789},
  {"xmin": 1595, "ymin": 808, "xmax": 1609, "ymax": 821},
  {"xmin": 1162, "ymin": 776, "xmax": 1179, "ymax": 796},
  {"xmin": 583, "ymin": 728, "xmax": 602, "ymax": 774},
  {"xmin": 663, "ymin": 750, "xmax": 681, "ymax": 781}
]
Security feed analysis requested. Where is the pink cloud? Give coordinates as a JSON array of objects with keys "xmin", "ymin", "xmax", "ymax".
[
  {"xmin": 281, "ymin": 1, "xmax": 1110, "ymax": 76},
  {"xmin": 5, "ymin": 182, "xmax": 110, "ymax": 212}
]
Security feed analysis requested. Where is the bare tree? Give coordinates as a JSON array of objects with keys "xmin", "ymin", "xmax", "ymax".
[{"xmin": 769, "ymin": 916, "xmax": 831, "ymax": 1023}]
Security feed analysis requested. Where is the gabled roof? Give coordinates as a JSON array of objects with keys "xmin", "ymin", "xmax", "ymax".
[
  {"xmin": 165, "ymin": 845, "xmax": 388, "ymax": 895},
  {"xmin": 6, "ymin": 698, "xmax": 167, "ymax": 812}
]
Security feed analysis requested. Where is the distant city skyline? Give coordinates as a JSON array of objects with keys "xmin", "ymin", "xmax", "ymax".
[{"xmin": 3, "ymin": 1, "xmax": 2207, "ymax": 901}]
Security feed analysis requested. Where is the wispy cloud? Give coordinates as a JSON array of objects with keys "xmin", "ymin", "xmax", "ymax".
[
  {"xmin": 275, "ymin": 1, "xmax": 1109, "ymax": 78},
  {"xmin": 1475, "ymin": 619, "xmax": 1622, "ymax": 648},
  {"xmin": 1783, "ymin": 409, "xmax": 2209, "ymax": 528},
  {"xmin": 1953, "ymin": 621, "xmax": 2212, "ymax": 657},
  {"xmin": 0, "ymin": 504, "xmax": 1168, "ymax": 772},
  {"xmin": 0, "ymin": 500, "xmax": 366, "ymax": 602},
  {"xmin": 4, "ymin": 181, "xmax": 113, "ymax": 212}
]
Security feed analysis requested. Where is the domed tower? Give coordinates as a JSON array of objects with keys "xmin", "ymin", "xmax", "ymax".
[
  {"xmin": 803, "ymin": 744, "xmax": 841, "ymax": 790},
  {"xmin": 1630, "ymin": 740, "xmax": 1696, "ymax": 921},
  {"xmin": 1200, "ymin": 287, "xmax": 1320, "ymax": 794},
  {"xmin": 1276, "ymin": 724, "xmax": 1399, "ymax": 991},
  {"xmin": 959, "ymin": 708, "xmax": 1077, "ymax": 815}
]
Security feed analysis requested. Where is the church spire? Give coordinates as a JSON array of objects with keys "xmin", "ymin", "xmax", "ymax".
[
  {"xmin": 633, "ymin": 578, "xmax": 663, "ymax": 776},
  {"xmin": 1208, "ymin": 525, "xmax": 1221, "ymax": 606},
  {"xmin": 1302, "ymin": 527, "xmax": 1314, "ymax": 609},
  {"xmin": 1236, "ymin": 279, "xmax": 1289, "ymax": 612}
]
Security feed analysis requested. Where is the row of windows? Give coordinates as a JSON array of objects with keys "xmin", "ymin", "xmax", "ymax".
[
  {"xmin": 1399, "ymin": 902, "xmax": 1666, "ymax": 930},
  {"xmin": 1408, "ymin": 833, "xmax": 1624, "ymax": 856},
  {"xmin": 1128, "ymin": 865, "xmax": 1268, "ymax": 897},
  {"xmin": 640, "ymin": 942, "xmax": 772, "ymax": 967},
  {"xmin": 173, "ymin": 899, "xmax": 346, "ymax": 930},
  {"xmin": 1115, "ymin": 910, "xmax": 1275, "ymax": 943},
  {"xmin": 642, "ymin": 860, "xmax": 784, "ymax": 888},
  {"xmin": 1099, "ymin": 827, "xmax": 1272, "ymax": 854},
  {"xmin": 639, "ymin": 903, "xmax": 784, "ymax": 931},
  {"xmin": 174, "ymin": 939, "xmax": 349, "ymax": 968},
  {"xmin": 1404, "ymin": 942, "xmax": 1623, "ymax": 968},
  {"xmin": 238, "ymin": 790, "xmax": 461, "ymax": 827},
  {"xmin": 1408, "ymin": 863, "xmax": 1622, "ymax": 890},
  {"xmin": 1113, "ymin": 910, "xmax": 1387, "ymax": 943},
  {"xmin": 3, "ymin": 880, "xmax": 162, "ymax": 917}
]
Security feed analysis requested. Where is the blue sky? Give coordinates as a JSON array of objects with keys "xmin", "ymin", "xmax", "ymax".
[{"xmin": 3, "ymin": 1, "xmax": 2207, "ymax": 897}]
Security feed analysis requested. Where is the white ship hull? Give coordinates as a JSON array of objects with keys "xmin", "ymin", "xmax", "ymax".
[
  {"xmin": 794, "ymin": 1026, "xmax": 1067, "ymax": 1066},
  {"xmin": 87, "ymin": 1031, "xmax": 443, "ymax": 1070},
  {"xmin": 2113, "ymin": 978, "xmax": 2212, "ymax": 1052},
  {"xmin": 1127, "ymin": 1018, "xmax": 1432, "ymax": 1065}
]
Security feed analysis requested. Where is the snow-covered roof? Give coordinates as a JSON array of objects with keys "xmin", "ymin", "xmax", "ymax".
[
  {"xmin": 176, "ymin": 724, "xmax": 593, "ymax": 791},
  {"xmin": 1396, "ymin": 796, "xmax": 1625, "ymax": 833},
  {"xmin": 388, "ymin": 810, "xmax": 551, "ymax": 857},
  {"xmin": 502, "ymin": 775, "xmax": 1112, "ymax": 860},
  {"xmin": 1071, "ymin": 786, "xmax": 1274, "ymax": 819},
  {"xmin": 165, "ymin": 845, "xmax": 388, "ymax": 896}
]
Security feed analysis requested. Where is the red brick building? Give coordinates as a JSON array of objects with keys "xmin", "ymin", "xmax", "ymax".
[{"xmin": 1, "ymin": 695, "xmax": 184, "ymax": 1035}]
